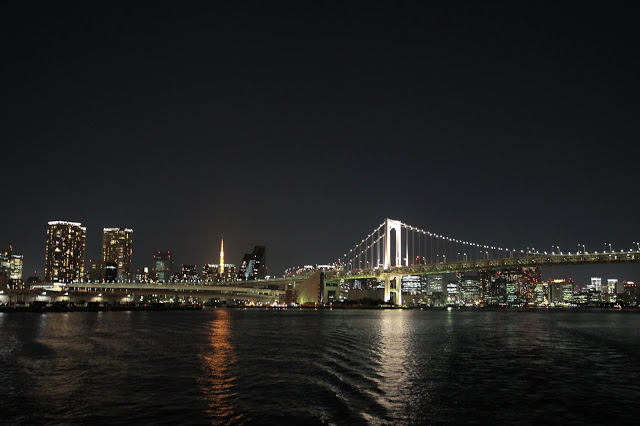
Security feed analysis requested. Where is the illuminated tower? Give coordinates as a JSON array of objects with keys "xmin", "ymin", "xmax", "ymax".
[
  {"xmin": 102, "ymin": 228, "xmax": 134, "ymax": 281},
  {"xmin": 45, "ymin": 221, "xmax": 86, "ymax": 283},
  {"xmin": 219, "ymin": 238, "xmax": 224, "ymax": 275}
]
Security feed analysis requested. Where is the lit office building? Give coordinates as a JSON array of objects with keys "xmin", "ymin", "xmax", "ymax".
[
  {"xmin": 548, "ymin": 278, "xmax": 575, "ymax": 304},
  {"xmin": 0, "ymin": 249, "xmax": 8, "ymax": 271},
  {"xmin": 534, "ymin": 282, "xmax": 548, "ymax": 305},
  {"xmin": 446, "ymin": 280, "xmax": 459, "ymax": 303},
  {"xmin": 402, "ymin": 275, "xmax": 427, "ymax": 295},
  {"xmin": 154, "ymin": 251, "xmax": 173, "ymax": 283},
  {"xmin": 102, "ymin": 228, "xmax": 133, "ymax": 281},
  {"xmin": 238, "ymin": 246, "xmax": 267, "ymax": 280},
  {"xmin": 45, "ymin": 221, "xmax": 86, "ymax": 283},
  {"xmin": 496, "ymin": 267, "xmax": 540, "ymax": 305},
  {"xmin": 623, "ymin": 282, "xmax": 637, "ymax": 306},
  {"xmin": 589, "ymin": 277, "xmax": 602, "ymax": 292},
  {"xmin": 457, "ymin": 274, "xmax": 480, "ymax": 304},
  {"xmin": 427, "ymin": 275, "xmax": 445, "ymax": 294},
  {"xmin": 0, "ymin": 246, "xmax": 24, "ymax": 284},
  {"xmin": 478, "ymin": 269, "xmax": 503, "ymax": 305},
  {"xmin": 606, "ymin": 279, "xmax": 618, "ymax": 294},
  {"xmin": 1, "ymin": 246, "xmax": 23, "ymax": 283}
]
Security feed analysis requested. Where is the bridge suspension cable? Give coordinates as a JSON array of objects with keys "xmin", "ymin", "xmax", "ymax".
[
  {"xmin": 333, "ymin": 218, "xmax": 639, "ymax": 273},
  {"xmin": 333, "ymin": 219, "xmax": 545, "ymax": 271}
]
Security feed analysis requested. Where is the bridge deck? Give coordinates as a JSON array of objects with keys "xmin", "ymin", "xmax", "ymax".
[{"xmin": 328, "ymin": 251, "xmax": 640, "ymax": 281}]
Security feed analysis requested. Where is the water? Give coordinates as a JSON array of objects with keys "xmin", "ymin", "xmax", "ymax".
[{"xmin": 1, "ymin": 308, "xmax": 639, "ymax": 425}]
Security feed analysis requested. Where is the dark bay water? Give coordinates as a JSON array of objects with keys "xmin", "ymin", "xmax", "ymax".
[{"xmin": 1, "ymin": 308, "xmax": 639, "ymax": 425}]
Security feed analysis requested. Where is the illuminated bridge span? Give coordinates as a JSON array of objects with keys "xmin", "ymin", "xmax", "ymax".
[{"xmin": 328, "ymin": 218, "xmax": 640, "ymax": 305}]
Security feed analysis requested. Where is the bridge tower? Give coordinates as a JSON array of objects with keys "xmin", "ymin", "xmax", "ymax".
[
  {"xmin": 383, "ymin": 218, "xmax": 403, "ymax": 305},
  {"xmin": 383, "ymin": 218, "xmax": 402, "ymax": 269}
]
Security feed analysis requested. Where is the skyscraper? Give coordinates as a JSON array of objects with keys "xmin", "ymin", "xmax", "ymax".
[
  {"xmin": 102, "ymin": 228, "xmax": 133, "ymax": 281},
  {"xmin": 45, "ymin": 221, "xmax": 86, "ymax": 283},
  {"xmin": 1, "ymin": 246, "xmax": 23, "ymax": 284},
  {"xmin": 238, "ymin": 246, "xmax": 267, "ymax": 280},
  {"xmin": 154, "ymin": 251, "xmax": 173, "ymax": 283}
]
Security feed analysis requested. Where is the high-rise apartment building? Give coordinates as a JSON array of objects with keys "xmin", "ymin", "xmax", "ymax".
[
  {"xmin": 1, "ymin": 246, "xmax": 23, "ymax": 284},
  {"xmin": 102, "ymin": 228, "xmax": 133, "ymax": 281},
  {"xmin": 45, "ymin": 221, "xmax": 86, "ymax": 283},
  {"xmin": 202, "ymin": 263, "xmax": 237, "ymax": 283},
  {"xmin": 180, "ymin": 264, "xmax": 199, "ymax": 282},
  {"xmin": 154, "ymin": 251, "xmax": 173, "ymax": 283}
]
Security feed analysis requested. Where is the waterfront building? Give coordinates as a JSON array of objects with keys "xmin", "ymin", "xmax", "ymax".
[
  {"xmin": 45, "ymin": 221, "xmax": 86, "ymax": 283},
  {"xmin": 533, "ymin": 282, "xmax": 548, "ymax": 305},
  {"xmin": 589, "ymin": 277, "xmax": 602, "ymax": 292},
  {"xmin": 548, "ymin": 278, "xmax": 575, "ymax": 304},
  {"xmin": 456, "ymin": 273, "xmax": 480, "ymax": 304},
  {"xmin": 496, "ymin": 267, "xmax": 540, "ymax": 305},
  {"xmin": 427, "ymin": 275, "xmax": 445, "ymax": 294},
  {"xmin": 446, "ymin": 280, "xmax": 459, "ymax": 303},
  {"xmin": 1, "ymin": 246, "xmax": 23, "ymax": 284},
  {"xmin": 623, "ymin": 282, "xmax": 637, "ymax": 306},
  {"xmin": 238, "ymin": 246, "xmax": 267, "ymax": 280},
  {"xmin": 153, "ymin": 251, "xmax": 173, "ymax": 283},
  {"xmin": 549, "ymin": 279, "xmax": 564, "ymax": 304},
  {"xmin": 478, "ymin": 269, "xmax": 503, "ymax": 305},
  {"xmin": 607, "ymin": 279, "xmax": 618, "ymax": 294},
  {"xmin": 102, "ymin": 228, "xmax": 133, "ymax": 281},
  {"xmin": 402, "ymin": 275, "xmax": 426, "ymax": 295}
]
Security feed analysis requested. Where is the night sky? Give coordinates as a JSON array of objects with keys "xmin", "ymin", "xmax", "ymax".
[{"xmin": 2, "ymin": 1, "xmax": 639, "ymax": 284}]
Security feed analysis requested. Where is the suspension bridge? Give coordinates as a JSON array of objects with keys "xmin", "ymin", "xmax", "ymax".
[
  {"xmin": 3, "ymin": 218, "xmax": 638, "ymax": 307},
  {"xmin": 326, "ymin": 219, "xmax": 640, "ymax": 305}
]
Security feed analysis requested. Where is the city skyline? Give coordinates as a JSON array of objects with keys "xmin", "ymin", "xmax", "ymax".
[
  {"xmin": 2, "ymin": 2, "xmax": 639, "ymax": 284},
  {"xmin": 2, "ymin": 217, "xmax": 638, "ymax": 286}
]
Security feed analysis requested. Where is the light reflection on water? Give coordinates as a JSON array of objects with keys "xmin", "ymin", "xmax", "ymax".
[
  {"xmin": 1, "ymin": 309, "xmax": 640, "ymax": 424},
  {"xmin": 377, "ymin": 309, "xmax": 411, "ymax": 418},
  {"xmin": 198, "ymin": 309, "xmax": 242, "ymax": 424}
]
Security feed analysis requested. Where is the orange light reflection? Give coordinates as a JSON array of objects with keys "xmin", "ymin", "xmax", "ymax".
[{"xmin": 198, "ymin": 309, "xmax": 241, "ymax": 424}]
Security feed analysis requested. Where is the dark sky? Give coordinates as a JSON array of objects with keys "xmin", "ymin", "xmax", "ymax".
[{"xmin": 2, "ymin": 1, "xmax": 639, "ymax": 285}]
